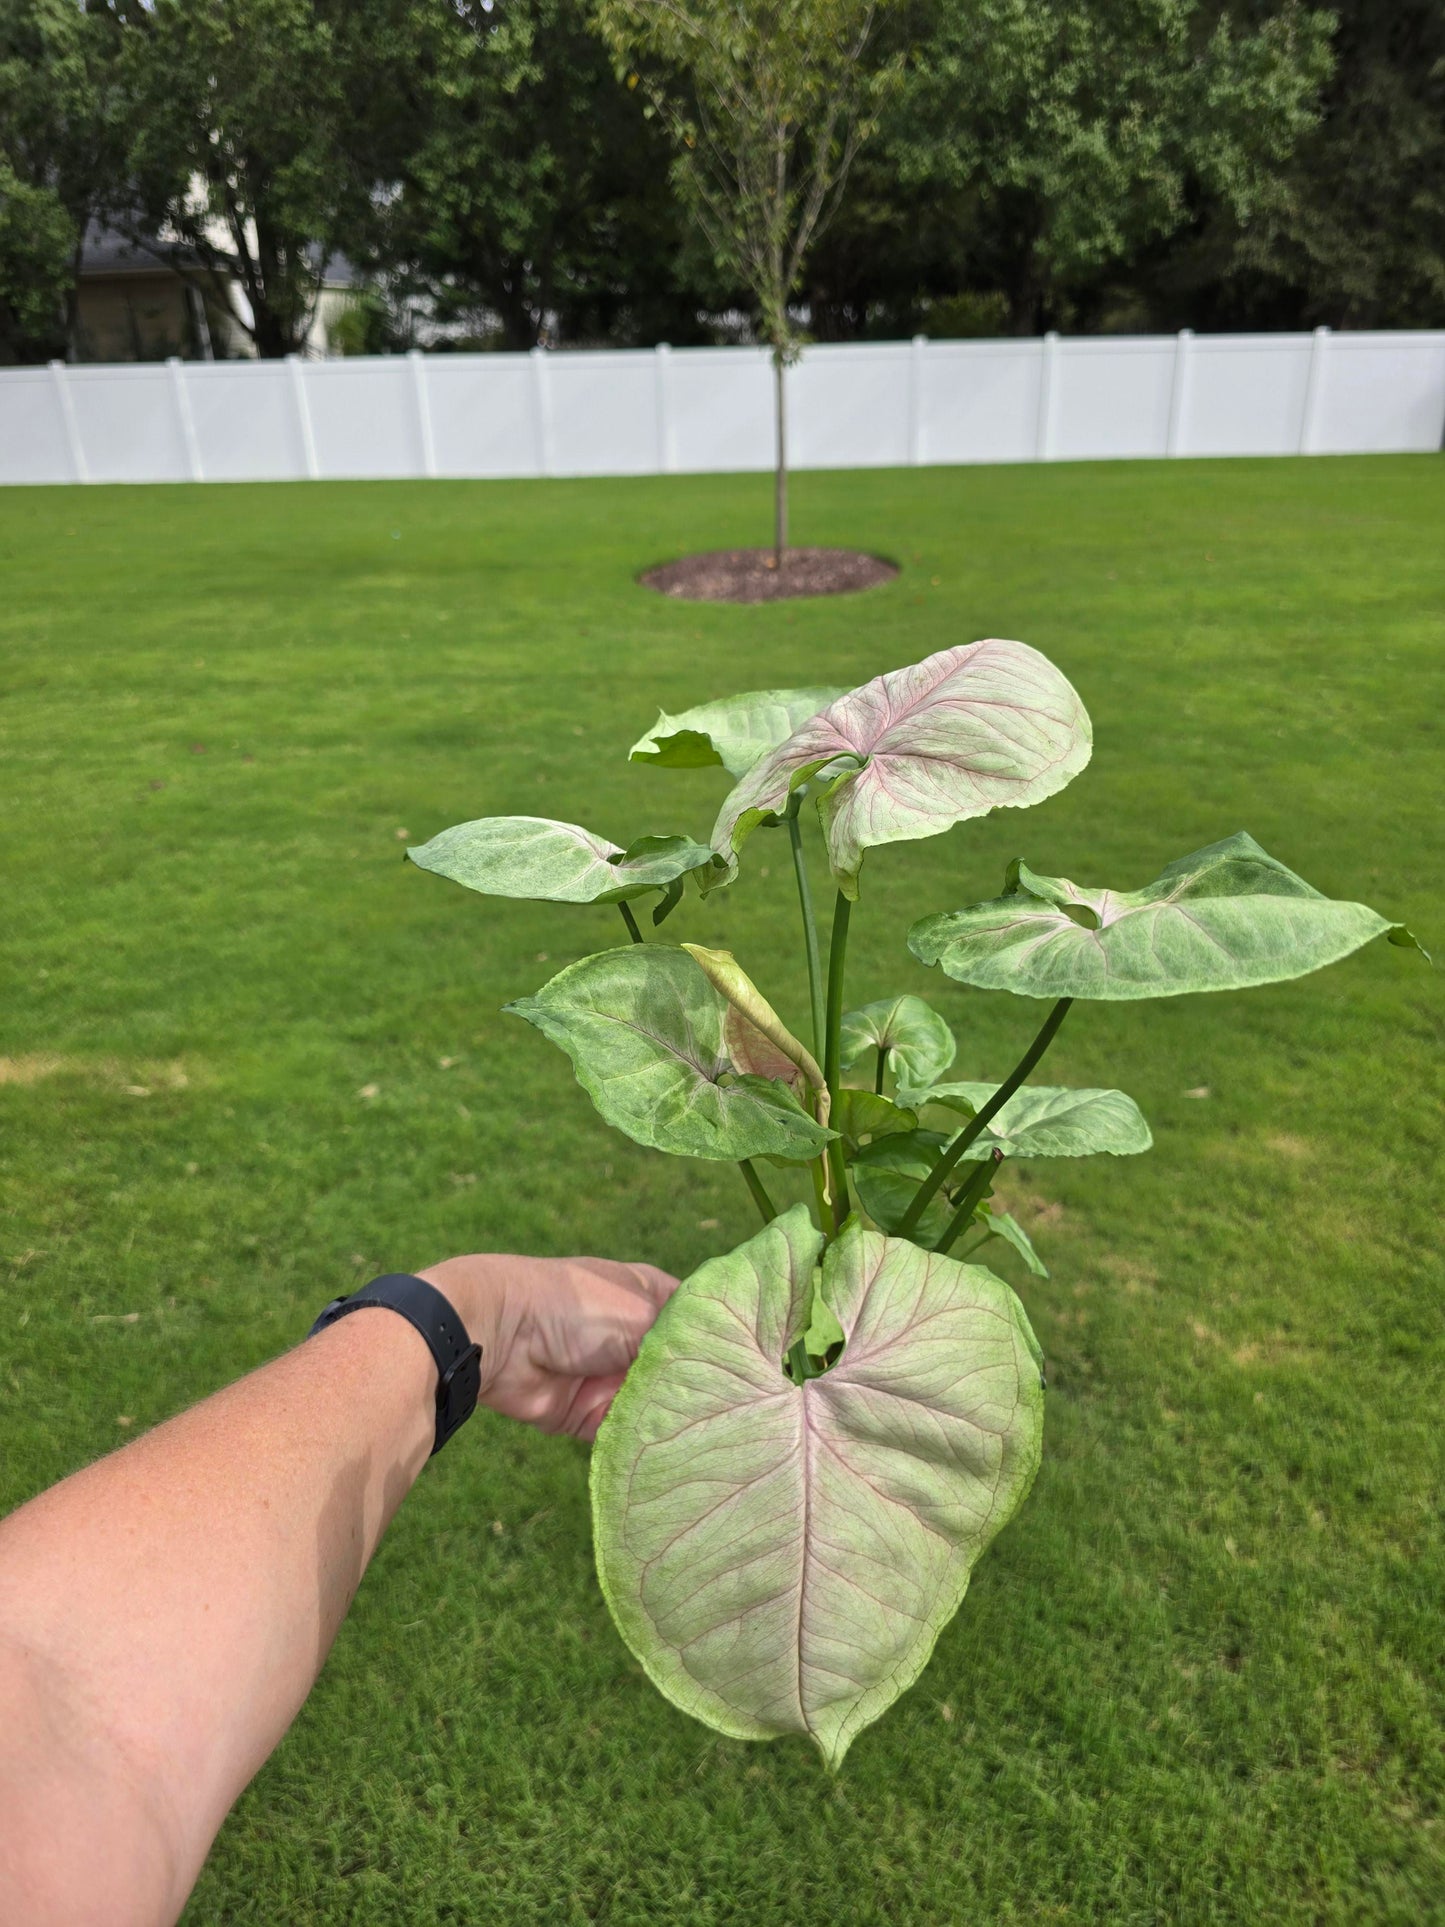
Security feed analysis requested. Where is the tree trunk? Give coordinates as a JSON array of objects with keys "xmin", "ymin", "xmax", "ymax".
[{"xmin": 773, "ymin": 345, "xmax": 788, "ymax": 567}]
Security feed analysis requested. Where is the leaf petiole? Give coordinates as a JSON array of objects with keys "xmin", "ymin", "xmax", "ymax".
[
  {"xmin": 786, "ymin": 798, "xmax": 826, "ymax": 1057},
  {"xmin": 738, "ymin": 1158, "xmax": 778, "ymax": 1225},
  {"xmin": 618, "ymin": 900, "xmax": 644, "ymax": 943},
  {"xmin": 933, "ymin": 1149, "xmax": 1004, "ymax": 1256},
  {"xmin": 896, "ymin": 997, "xmax": 1072, "ymax": 1240},
  {"xmin": 822, "ymin": 890, "xmax": 853, "ymax": 1228}
]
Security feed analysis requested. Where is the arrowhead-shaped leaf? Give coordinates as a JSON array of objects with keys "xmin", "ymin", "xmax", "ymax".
[
  {"xmin": 709, "ymin": 642, "xmax": 1092, "ymax": 898},
  {"xmin": 408, "ymin": 816, "xmax": 714, "ymax": 905},
  {"xmin": 850, "ymin": 1131, "xmax": 952, "ymax": 1241},
  {"xmin": 833, "ymin": 1089, "xmax": 919, "ymax": 1151},
  {"xmin": 630, "ymin": 687, "xmax": 847, "ymax": 779},
  {"xmin": 839, "ymin": 995, "xmax": 956, "ymax": 1090},
  {"xmin": 591, "ymin": 1210, "xmax": 1045, "ymax": 1768},
  {"xmin": 901, "ymin": 1083, "xmax": 1153, "ymax": 1160},
  {"xmin": 507, "ymin": 946, "xmax": 835, "ymax": 1163},
  {"xmin": 909, "ymin": 833, "xmax": 1424, "ymax": 999}
]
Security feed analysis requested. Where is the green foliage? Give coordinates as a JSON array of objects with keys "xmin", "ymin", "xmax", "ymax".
[
  {"xmin": 0, "ymin": 0, "xmax": 123, "ymax": 364},
  {"xmin": 1183, "ymin": 0, "xmax": 1445, "ymax": 330},
  {"xmin": 909, "ymin": 833, "xmax": 1419, "ymax": 1001},
  {"xmin": 406, "ymin": 588, "xmax": 1418, "ymax": 1762},
  {"xmin": 904, "ymin": 1082, "xmax": 1153, "ymax": 1160},
  {"xmin": 892, "ymin": 0, "xmax": 1333, "ymax": 332},
  {"xmin": 408, "ymin": 816, "xmax": 713, "ymax": 907},
  {"xmin": 630, "ymin": 685, "xmax": 847, "ymax": 779},
  {"xmin": 118, "ymin": 0, "xmax": 393, "ymax": 357},
  {"xmin": 591, "ymin": 1209, "xmax": 1045, "ymax": 1767},
  {"xmin": 379, "ymin": 0, "xmax": 700, "ymax": 351},
  {"xmin": 838, "ymin": 992, "xmax": 955, "ymax": 1090},
  {"xmin": 506, "ymin": 945, "xmax": 836, "ymax": 1162}
]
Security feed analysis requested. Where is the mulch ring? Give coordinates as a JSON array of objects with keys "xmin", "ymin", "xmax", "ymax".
[{"xmin": 640, "ymin": 547, "xmax": 898, "ymax": 604}]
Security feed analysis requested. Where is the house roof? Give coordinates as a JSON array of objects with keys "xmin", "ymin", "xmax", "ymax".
[{"xmin": 78, "ymin": 223, "xmax": 358, "ymax": 289}]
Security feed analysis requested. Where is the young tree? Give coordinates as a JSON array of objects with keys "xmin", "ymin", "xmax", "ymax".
[
  {"xmin": 595, "ymin": 0, "xmax": 892, "ymax": 564},
  {"xmin": 893, "ymin": 0, "xmax": 1332, "ymax": 335},
  {"xmin": 0, "ymin": 0, "xmax": 125, "ymax": 364}
]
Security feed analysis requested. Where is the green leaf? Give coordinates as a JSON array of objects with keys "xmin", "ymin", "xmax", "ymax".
[
  {"xmin": 904, "ymin": 1083, "xmax": 1152, "ymax": 1160},
  {"xmin": 976, "ymin": 1205, "xmax": 1049, "ymax": 1278},
  {"xmin": 408, "ymin": 817, "xmax": 713, "ymax": 906},
  {"xmin": 839, "ymin": 995, "xmax": 956, "ymax": 1090},
  {"xmin": 591, "ymin": 1210, "xmax": 1045, "ymax": 1769},
  {"xmin": 850, "ymin": 1130, "xmax": 951, "ymax": 1241},
  {"xmin": 909, "ymin": 833, "xmax": 1425, "ymax": 999},
  {"xmin": 630, "ymin": 687, "xmax": 846, "ymax": 779},
  {"xmin": 709, "ymin": 642, "xmax": 1092, "ymax": 898},
  {"xmin": 833, "ymin": 1088, "xmax": 919, "ymax": 1150},
  {"xmin": 506, "ymin": 946, "xmax": 835, "ymax": 1163}
]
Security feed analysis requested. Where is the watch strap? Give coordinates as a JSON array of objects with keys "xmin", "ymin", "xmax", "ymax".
[{"xmin": 309, "ymin": 1273, "xmax": 481, "ymax": 1456}]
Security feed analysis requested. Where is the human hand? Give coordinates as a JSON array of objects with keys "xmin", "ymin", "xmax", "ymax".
[{"xmin": 417, "ymin": 1253, "xmax": 678, "ymax": 1441}]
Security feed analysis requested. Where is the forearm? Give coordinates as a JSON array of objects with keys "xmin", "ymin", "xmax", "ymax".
[{"xmin": 0, "ymin": 1311, "xmax": 437, "ymax": 1926}]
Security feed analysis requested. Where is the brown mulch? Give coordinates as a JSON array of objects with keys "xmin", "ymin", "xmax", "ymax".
[{"xmin": 640, "ymin": 547, "xmax": 898, "ymax": 604}]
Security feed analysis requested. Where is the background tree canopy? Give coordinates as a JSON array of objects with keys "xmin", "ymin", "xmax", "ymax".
[{"xmin": 0, "ymin": 0, "xmax": 1440, "ymax": 362}]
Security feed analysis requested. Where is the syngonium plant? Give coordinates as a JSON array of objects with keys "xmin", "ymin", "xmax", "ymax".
[{"xmin": 408, "ymin": 641, "xmax": 1423, "ymax": 1768}]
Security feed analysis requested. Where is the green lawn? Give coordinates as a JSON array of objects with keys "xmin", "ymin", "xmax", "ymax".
[{"xmin": 1, "ymin": 458, "xmax": 1441, "ymax": 1924}]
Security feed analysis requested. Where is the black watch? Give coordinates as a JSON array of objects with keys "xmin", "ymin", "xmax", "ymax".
[{"xmin": 309, "ymin": 1273, "xmax": 482, "ymax": 1456}]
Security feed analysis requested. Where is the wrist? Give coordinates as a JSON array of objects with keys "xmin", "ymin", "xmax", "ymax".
[{"xmin": 415, "ymin": 1257, "xmax": 506, "ymax": 1396}]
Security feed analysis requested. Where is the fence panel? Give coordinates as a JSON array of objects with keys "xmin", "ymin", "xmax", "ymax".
[
  {"xmin": 0, "ymin": 370, "xmax": 73, "ymax": 483},
  {"xmin": 300, "ymin": 358, "xmax": 421, "ymax": 480},
  {"xmin": 423, "ymin": 355, "xmax": 539, "ymax": 479},
  {"xmin": 791, "ymin": 344, "xmax": 912, "ymax": 470},
  {"xmin": 1054, "ymin": 337, "xmax": 1177, "ymax": 460},
  {"xmin": 3, "ymin": 331, "xmax": 1441, "ymax": 485},
  {"xmin": 1183, "ymin": 337, "xmax": 1315, "ymax": 457},
  {"xmin": 66, "ymin": 365, "xmax": 190, "ymax": 483},
  {"xmin": 668, "ymin": 347, "xmax": 774, "ymax": 474},
  {"xmin": 1312, "ymin": 333, "xmax": 1445, "ymax": 455},
  {"xmin": 919, "ymin": 342, "xmax": 1043, "ymax": 466},
  {"xmin": 545, "ymin": 351, "xmax": 659, "ymax": 477},
  {"xmin": 187, "ymin": 363, "xmax": 304, "ymax": 481}
]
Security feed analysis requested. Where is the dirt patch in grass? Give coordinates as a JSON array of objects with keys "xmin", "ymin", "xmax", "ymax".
[{"xmin": 640, "ymin": 547, "xmax": 897, "ymax": 603}]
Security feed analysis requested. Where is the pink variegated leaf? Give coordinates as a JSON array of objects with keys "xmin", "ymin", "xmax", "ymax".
[{"xmin": 708, "ymin": 642, "xmax": 1092, "ymax": 898}]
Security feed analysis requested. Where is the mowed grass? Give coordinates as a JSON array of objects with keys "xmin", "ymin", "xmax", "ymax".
[{"xmin": 1, "ymin": 457, "xmax": 1442, "ymax": 1925}]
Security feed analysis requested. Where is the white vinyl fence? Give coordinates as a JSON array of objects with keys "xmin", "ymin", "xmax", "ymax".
[{"xmin": 2, "ymin": 329, "xmax": 1442, "ymax": 487}]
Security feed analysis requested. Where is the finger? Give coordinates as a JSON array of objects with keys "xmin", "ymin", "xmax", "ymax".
[
  {"xmin": 575, "ymin": 1258, "xmax": 681, "ymax": 1308},
  {"xmin": 566, "ymin": 1371, "xmax": 628, "ymax": 1441}
]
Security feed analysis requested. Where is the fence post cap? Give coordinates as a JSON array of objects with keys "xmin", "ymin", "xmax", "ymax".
[{"xmin": 1177, "ymin": 327, "xmax": 1194, "ymax": 341}]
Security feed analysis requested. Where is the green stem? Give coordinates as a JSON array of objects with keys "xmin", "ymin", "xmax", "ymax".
[
  {"xmin": 874, "ymin": 1045, "xmax": 887, "ymax": 1096},
  {"xmin": 934, "ymin": 1149, "xmax": 1004, "ymax": 1257},
  {"xmin": 822, "ymin": 890, "xmax": 853, "ymax": 1228},
  {"xmin": 787, "ymin": 807, "xmax": 826, "ymax": 1057},
  {"xmin": 897, "ymin": 996, "xmax": 1073, "ymax": 1241},
  {"xmin": 618, "ymin": 901, "xmax": 643, "ymax": 944},
  {"xmin": 738, "ymin": 1158, "xmax": 778, "ymax": 1226}
]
